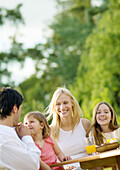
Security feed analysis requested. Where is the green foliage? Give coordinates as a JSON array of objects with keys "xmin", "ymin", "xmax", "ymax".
[
  {"xmin": 18, "ymin": 0, "xmax": 111, "ymax": 122},
  {"xmin": 20, "ymin": 101, "xmax": 45, "ymax": 122},
  {"xmin": 2, "ymin": 0, "xmax": 120, "ymax": 125},
  {"xmin": 4, "ymin": 4, "xmax": 24, "ymax": 25},
  {"xmin": 0, "ymin": 4, "xmax": 24, "ymax": 25},
  {"xmin": 42, "ymin": 0, "xmax": 98, "ymax": 87},
  {"xmin": 19, "ymin": 73, "xmax": 63, "ymax": 120},
  {"xmin": 71, "ymin": 0, "xmax": 120, "ymax": 121},
  {"xmin": 0, "ymin": 4, "xmax": 24, "ymax": 86}
]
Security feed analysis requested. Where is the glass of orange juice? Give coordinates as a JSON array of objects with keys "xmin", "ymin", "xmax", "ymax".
[
  {"xmin": 84, "ymin": 136, "xmax": 96, "ymax": 155},
  {"xmin": 105, "ymin": 131, "xmax": 117, "ymax": 143}
]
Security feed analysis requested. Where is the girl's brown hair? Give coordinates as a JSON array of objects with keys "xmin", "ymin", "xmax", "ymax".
[
  {"xmin": 87, "ymin": 101, "xmax": 119, "ymax": 145},
  {"xmin": 24, "ymin": 111, "xmax": 51, "ymax": 139}
]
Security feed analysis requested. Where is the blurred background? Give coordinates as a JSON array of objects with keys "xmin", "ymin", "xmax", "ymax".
[{"xmin": 0, "ymin": 0, "xmax": 120, "ymax": 122}]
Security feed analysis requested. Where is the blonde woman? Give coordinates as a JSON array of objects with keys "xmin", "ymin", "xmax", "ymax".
[
  {"xmin": 46, "ymin": 87, "xmax": 91, "ymax": 170},
  {"xmin": 87, "ymin": 101, "xmax": 120, "ymax": 146}
]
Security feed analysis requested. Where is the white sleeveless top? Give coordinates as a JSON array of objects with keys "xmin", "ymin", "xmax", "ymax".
[{"xmin": 57, "ymin": 119, "xmax": 87, "ymax": 167}]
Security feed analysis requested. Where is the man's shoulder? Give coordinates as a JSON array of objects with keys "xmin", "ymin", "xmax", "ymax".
[
  {"xmin": 0, "ymin": 125, "xmax": 16, "ymax": 137},
  {"xmin": 0, "ymin": 126, "xmax": 20, "ymax": 146}
]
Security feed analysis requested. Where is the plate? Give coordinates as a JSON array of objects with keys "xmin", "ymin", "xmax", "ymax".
[{"xmin": 96, "ymin": 142, "xmax": 119, "ymax": 153}]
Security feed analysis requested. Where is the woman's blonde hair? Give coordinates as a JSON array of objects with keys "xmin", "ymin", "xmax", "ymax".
[
  {"xmin": 87, "ymin": 101, "xmax": 119, "ymax": 145},
  {"xmin": 46, "ymin": 87, "xmax": 83, "ymax": 140},
  {"xmin": 24, "ymin": 111, "xmax": 51, "ymax": 139}
]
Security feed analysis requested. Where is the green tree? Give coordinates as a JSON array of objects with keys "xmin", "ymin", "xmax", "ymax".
[
  {"xmin": 71, "ymin": 0, "xmax": 120, "ymax": 122},
  {"xmin": 19, "ymin": 72, "xmax": 62, "ymax": 119},
  {"xmin": 19, "ymin": 0, "xmax": 110, "ymax": 120},
  {"xmin": 0, "ymin": 1, "xmax": 110, "ymax": 120},
  {"xmin": 41, "ymin": 0, "xmax": 108, "ymax": 87},
  {"xmin": 0, "ymin": 4, "xmax": 25, "ymax": 86}
]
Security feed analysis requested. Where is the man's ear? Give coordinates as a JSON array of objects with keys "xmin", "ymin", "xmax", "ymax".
[{"xmin": 12, "ymin": 105, "xmax": 17, "ymax": 114}]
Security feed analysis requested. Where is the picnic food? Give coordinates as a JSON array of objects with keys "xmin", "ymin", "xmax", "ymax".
[{"xmin": 96, "ymin": 142, "xmax": 119, "ymax": 153}]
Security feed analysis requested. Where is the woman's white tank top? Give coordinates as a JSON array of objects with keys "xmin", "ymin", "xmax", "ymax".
[{"xmin": 57, "ymin": 119, "xmax": 87, "ymax": 159}]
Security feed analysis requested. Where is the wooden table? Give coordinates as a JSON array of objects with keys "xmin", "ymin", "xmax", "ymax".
[{"xmin": 50, "ymin": 148, "xmax": 120, "ymax": 169}]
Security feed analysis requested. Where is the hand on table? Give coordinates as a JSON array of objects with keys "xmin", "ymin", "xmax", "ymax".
[
  {"xmin": 61, "ymin": 156, "xmax": 72, "ymax": 162},
  {"xmin": 64, "ymin": 165, "xmax": 76, "ymax": 170}
]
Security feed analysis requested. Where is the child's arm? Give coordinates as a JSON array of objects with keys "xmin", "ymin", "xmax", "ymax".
[
  {"xmin": 53, "ymin": 140, "xmax": 72, "ymax": 162},
  {"xmin": 40, "ymin": 160, "xmax": 51, "ymax": 170}
]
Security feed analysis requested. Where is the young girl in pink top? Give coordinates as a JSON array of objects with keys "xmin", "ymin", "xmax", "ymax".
[{"xmin": 24, "ymin": 111, "xmax": 71, "ymax": 170}]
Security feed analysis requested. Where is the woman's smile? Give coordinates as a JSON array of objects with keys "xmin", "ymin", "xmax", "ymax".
[{"xmin": 56, "ymin": 93, "xmax": 73, "ymax": 118}]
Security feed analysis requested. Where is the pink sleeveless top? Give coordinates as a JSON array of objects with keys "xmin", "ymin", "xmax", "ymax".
[{"xmin": 36, "ymin": 137, "xmax": 64, "ymax": 170}]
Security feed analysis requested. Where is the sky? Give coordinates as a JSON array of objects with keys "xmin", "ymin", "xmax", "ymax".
[{"xmin": 0, "ymin": 0, "xmax": 57, "ymax": 85}]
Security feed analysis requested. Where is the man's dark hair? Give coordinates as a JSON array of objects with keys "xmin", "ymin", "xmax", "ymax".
[{"xmin": 0, "ymin": 87, "xmax": 23, "ymax": 119}]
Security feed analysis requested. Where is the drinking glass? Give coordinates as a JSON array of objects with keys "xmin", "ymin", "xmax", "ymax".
[
  {"xmin": 105, "ymin": 131, "xmax": 117, "ymax": 143},
  {"xmin": 84, "ymin": 136, "xmax": 96, "ymax": 155}
]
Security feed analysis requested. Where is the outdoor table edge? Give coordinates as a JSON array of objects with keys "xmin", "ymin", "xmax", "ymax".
[{"xmin": 50, "ymin": 148, "xmax": 120, "ymax": 167}]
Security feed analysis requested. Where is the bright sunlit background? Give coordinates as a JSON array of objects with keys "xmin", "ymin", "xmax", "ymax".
[
  {"xmin": 0, "ymin": 0, "xmax": 57, "ymax": 85},
  {"xmin": 1, "ymin": 0, "xmax": 120, "ymax": 122}
]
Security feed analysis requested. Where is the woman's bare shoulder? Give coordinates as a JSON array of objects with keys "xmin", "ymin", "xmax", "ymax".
[{"xmin": 81, "ymin": 118, "xmax": 91, "ymax": 132}]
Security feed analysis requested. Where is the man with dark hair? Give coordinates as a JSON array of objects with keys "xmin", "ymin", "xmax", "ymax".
[{"xmin": 0, "ymin": 87, "xmax": 41, "ymax": 170}]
